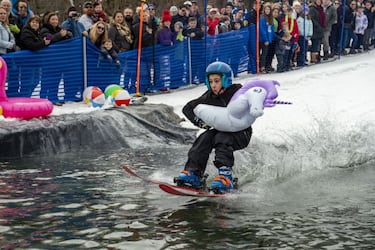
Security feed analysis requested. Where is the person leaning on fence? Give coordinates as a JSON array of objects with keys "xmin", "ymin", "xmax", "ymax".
[
  {"xmin": 61, "ymin": 6, "xmax": 87, "ymax": 37},
  {"xmin": 19, "ymin": 15, "xmax": 50, "ymax": 50},
  {"xmin": 0, "ymin": 6, "xmax": 16, "ymax": 55},
  {"xmin": 108, "ymin": 10, "xmax": 134, "ymax": 53},
  {"xmin": 100, "ymin": 38, "xmax": 120, "ymax": 67},
  {"xmin": 156, "ymin": 10, "xmax": 175, "ymax": 46},
  {"xmin": 88, "ymin": 20, "xmax": 108, "ymax": 48},
  {"xmin": 40, "ymin": 12, "xmax": 72, "ymax": 44},
  {"xmin": 182, "ymin": 16, "xmax": 204, "ymax": 39},
  {"xmin": 173, "ymin": 21, "xmax": 184, "ymax": 41}
]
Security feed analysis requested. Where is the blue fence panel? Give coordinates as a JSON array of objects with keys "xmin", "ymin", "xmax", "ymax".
[
  {"xmin": 2, "ymin": 37, "xmax": 84, "ymax": 103},
  {"xmin": 2, "ymin": 27, "xmax": 256, "ymax": 102}
]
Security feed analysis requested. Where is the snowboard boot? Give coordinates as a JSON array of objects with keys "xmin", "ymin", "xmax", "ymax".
[
  {"xmin": 210, "ymin": 166, "xmax": 238, "ymax": 194},
  {"xmin": 174, "ymin": 170, "xmax": 204, "ymax": 189}
]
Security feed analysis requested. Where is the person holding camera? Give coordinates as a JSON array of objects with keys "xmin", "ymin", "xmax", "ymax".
[{"xmin": 61, "ymin": 6, "xmax": 88, "ymax": 37}]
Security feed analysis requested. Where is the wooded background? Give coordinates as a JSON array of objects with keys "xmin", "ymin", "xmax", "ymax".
[{"xmin": 26, "ymin": 0, "xmax": 248, "ymax": 19}]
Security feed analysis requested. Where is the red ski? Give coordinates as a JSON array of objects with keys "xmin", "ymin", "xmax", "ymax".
[{"xmin": 122, "ymin": 166, "xmax": 226, "ymax": 197}]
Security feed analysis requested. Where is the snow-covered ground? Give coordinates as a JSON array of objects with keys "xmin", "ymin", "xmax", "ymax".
[{"xmin": 50, "ymin": 51, "xmax": 374, "ymax": 136}]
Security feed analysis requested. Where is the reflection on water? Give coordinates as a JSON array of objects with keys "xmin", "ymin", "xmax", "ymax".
[{"xmin": 0, "ymin": 145, "xmax": 374, "ymax": 249}]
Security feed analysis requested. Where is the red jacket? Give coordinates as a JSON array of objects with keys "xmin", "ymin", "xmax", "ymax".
[{"xmin": 206, "ymin": 17, "xmax": 220, "ymax": 36}]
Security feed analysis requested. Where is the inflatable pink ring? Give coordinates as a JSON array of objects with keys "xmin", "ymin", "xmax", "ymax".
[{"xmin": 0, "ymin": 57, "xmax": 53, "ymax": 119}]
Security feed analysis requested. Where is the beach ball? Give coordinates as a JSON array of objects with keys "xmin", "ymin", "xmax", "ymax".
[
  {"xmin": 112, "ymin": 89, "xmax": 131, "ymax": 106},
  {"xmin": 82, "ymin": 86, "xmax": 105, "ymax": 108},
  {"xmin": 104, "ymin": 84, "xmax": 123, "ymax": 98}
]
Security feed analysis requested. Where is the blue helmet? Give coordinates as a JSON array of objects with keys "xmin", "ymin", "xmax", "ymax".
[{"xmin": 205, "ymin": 61, "xmax": 234, "ymax": 90}]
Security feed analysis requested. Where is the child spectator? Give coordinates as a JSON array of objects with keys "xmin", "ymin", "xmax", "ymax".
[
  {"xmin": 101, "ymin": 38, "xmax": 120, "ymax": 67},
  {"xmin": 92, "ymin": 1, "xmax": 108, "ymax": 23},
  {"xmin": 183, "ymin": 16, "xmax": 204, "ymax": 39},
  {"xmin": 276, "ymin": 22, "xmax": 291, "ymax": 72},
  {"xmin": 219, "ymin": 15, "xmax": 232, "ymax": 33},
  {"xmin": 173, "ymin": 21, "xmax": 184, "ymax": 41},
  {"xmin": 296, "ymin": 5, "xmax": 313, "ymax": 66},
  {"xmin": 354, "ymin": 5, "xmax": 368, "ymax": 52},
  {"xmin": 157, "ymin": 10, "xmax": 175, "ymax": 46}
]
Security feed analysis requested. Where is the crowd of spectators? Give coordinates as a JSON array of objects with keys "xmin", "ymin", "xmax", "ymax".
[{"xmin": 0, "ymin": 0, "xmax": 374, "ymax": 73}]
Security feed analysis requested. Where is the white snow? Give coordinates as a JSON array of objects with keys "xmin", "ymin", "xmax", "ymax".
[{"xmin": 6, "ymin": 51, "xmax": 375, "ymax": 136}]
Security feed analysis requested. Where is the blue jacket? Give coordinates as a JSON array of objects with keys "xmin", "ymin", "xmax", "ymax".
[{"xmin": 259, "ymin": 16, "xmax": 274, "ymax": 43}]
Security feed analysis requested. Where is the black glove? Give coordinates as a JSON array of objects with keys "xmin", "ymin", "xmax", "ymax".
[{"xmin": 193, "ymin": 116, "xmax": 211, "ymax": 129}]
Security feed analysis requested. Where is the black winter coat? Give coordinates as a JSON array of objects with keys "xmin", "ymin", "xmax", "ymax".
[{"xmin": 20, "ymin": 25, "xmax": 47, "ymax": 51}]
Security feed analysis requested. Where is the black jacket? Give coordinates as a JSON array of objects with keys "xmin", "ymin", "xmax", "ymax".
[{"xmin": 20, "ymin": 25, "xmax": 46, "ymax": 51}]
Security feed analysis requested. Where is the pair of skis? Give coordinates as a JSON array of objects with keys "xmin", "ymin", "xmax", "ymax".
[{"xmin": 122, "ymin": 166, "xmax": 227, "ymax": 198}]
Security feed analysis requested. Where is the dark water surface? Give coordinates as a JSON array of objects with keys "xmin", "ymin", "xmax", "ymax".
[{"xmin": 0, "ymin": 144, "xmax": 374, "ymax": 250}]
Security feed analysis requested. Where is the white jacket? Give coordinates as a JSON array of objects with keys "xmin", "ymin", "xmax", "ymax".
[
  {"xmin": 0, "ymin": 22, "xmax": 15, "ymax": 55},
  {"xmin": 297, "ymin": 17, "xmax": 313, "ymax": 37}
]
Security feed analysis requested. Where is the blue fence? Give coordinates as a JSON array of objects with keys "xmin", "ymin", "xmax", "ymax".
[{"xmin": 2, "ymin": 25, "xmax": 256, "ymax": 103}]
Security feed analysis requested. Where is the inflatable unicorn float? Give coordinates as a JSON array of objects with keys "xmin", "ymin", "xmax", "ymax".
[
  {"xmin": 193, "ymin": 64, "xmax": 291, "ymax": 132},
  {"xmin": 0, "ymin": 57, "xmax": 53, "ymax": 119}
]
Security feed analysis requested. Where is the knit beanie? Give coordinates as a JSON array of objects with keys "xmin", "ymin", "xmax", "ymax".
[{"xmin": 161, "ymin": 10, "xmax": 172, "ymax": 23}]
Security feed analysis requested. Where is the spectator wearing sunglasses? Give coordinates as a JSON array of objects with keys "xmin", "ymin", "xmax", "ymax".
[
  {"xmin": 12, "ymin": 0, "xmax": 33, "ymax": 25},
  {"xmin": 79, "ymin": 1, "xmax": 94, "ymax": 31}
]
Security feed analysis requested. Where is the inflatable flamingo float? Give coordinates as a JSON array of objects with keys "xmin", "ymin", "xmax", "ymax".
[
  {"xmin": 0, "ymin": 57, "xmax": 53, "ymax": 119},
  {"xmin": 193, "ymin": 79, "xmax": 290, "ymax": 132}
]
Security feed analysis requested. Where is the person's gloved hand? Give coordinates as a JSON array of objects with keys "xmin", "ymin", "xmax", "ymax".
[
  {"xmin": 193, "ymin": 116, "xmax": 211, "ymax": 129},
  {"xmin": 8, "ymin": 24, "xmax": 20, "ymax": 34}
]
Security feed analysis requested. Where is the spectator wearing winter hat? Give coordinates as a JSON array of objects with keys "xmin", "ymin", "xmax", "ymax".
[
  {"xmin": 170, "ymin": 6, "xmax": 178, "ymax": 17},
  {"xmin": 12, "ymin": 0, "xmax": 34, "ymax": 25},
  {"xmin": 79, "ymin": 1, "xmax": 94, "ymax": 31},
  {"xmin": 157, "ymin": 10, "xmax": 175, "ymax": 46},
  {"xmin": 207, "ymin": 7, "xmax": 220, "ymax": 35},
  {"xmin": 184, "ymin": 1, "xmax": 192, "ymax": 16}
]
